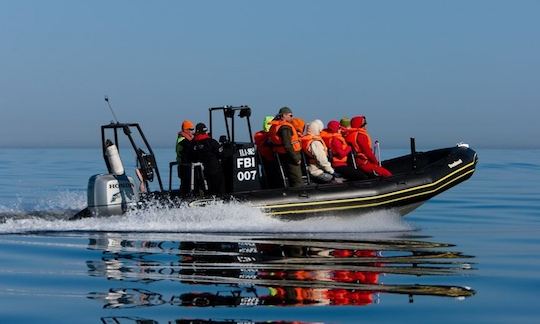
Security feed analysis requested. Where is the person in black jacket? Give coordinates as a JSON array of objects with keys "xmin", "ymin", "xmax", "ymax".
[
  {"xmin": 188, "ymin": 123, "xmax": 225, "ymax": 195},
  {"xmin": 175, "ymin": 120, "xmax": 195, "ymax": 195}
]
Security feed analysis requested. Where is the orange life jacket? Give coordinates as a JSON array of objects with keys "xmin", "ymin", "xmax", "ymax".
[
  {"xmin": 319, "ymin": 129, "xmax": 333, "ymax": 148},
  {"xmin": 345, "ymin": 128, "xmax": 372, "ymax": 163},
  {"xmin": 268, "ymin": 120, "xmax": 301, "ymax": 154},
  {"xmin": 301, "ymin": 134, "xmax": 328, "ymax": 164},
  {"xmin": 254, "ymin": 131, "xmax": 274, "ymax": 161}
]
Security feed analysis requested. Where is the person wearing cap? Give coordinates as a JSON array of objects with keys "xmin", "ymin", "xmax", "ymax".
[
  {"xmin": 254, "ymin": 116, "xmax": 275, "ymax": 162},
  {"xmin": 345, "ymin": 116, "xmax": 392, "ymax": 178},
  {"xmin": 268, "ymin": 107, "xmax": 303, "ymax": 187},
  {"xmin": 254, "ymin": 116, "xmax": 281, "ymax": 188},
  {"xmin": 176, "ymin": 120, "xmax": 195, "ymax": 195},
  {"xmin": 323, "ymin": 120, "xmax": 367, "ymax": 181},
  {"xmin": 340, "ymin": 117, "xmax": 351, "ymax": 137},
  {"xmin": 189, "ymin": 122, "xmax": 225, "ymax": 195},
  {"xmin": 301, "ymin": 119, "xmax": 335, "ymax": 183}
]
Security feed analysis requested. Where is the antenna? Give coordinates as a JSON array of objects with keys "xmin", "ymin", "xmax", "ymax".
[{"xmin": 104, "ymin": 95, "xmax": 120, "ymax": 123}]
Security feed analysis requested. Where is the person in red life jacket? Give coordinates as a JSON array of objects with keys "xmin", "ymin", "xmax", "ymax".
[
  {"xmin": 324, "ymin": 120, "xmax": 367, "ymax": 181},
  {"xmin": 188, "ymin": 123, "xmax": 225, "ymax": 195},
  {"xmin": 176, "ymin": 120, "xmax": 195, "ymax": 195},
  {"xmin": 346, "ymin": 116, "xmax": 392, "ymax": 178},
  {"xmin": 254, "ymin": 116, "xmax": 275, "ymax": 161},
  {"xmin": 268, "ymin": 107, "xmax": 303, "ymax": 187},
  {"xmin": 254, "ymin": 116, "xmax": 281, "ymax": 188},
  {"xmin": 339, "ymin": 117, "xmax": 351, "ymax": 137},
  {"xmin": 301, "ymin": 120, "xmax": 334, "ymax": 183}
]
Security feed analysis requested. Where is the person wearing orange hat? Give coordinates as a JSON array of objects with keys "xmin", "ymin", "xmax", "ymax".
[
  {"xmin": 345, "ymin": 116, "xmax": 392, "ymax": 178},
  {"xmin": 176, "ymin": 120, "xmax": 195, "ymax": 195}
]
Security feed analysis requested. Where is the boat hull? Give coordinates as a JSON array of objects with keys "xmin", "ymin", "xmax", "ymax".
[
  {"xmin": 72, "ymin": 145, "xmax": 477, "ymax": 220},
  {"xmin": 191, "ymin": 145, "xmax": 477, "ymax": 218}
]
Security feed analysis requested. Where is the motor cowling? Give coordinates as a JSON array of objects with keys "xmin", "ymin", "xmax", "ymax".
[{"xmin": 87, "ymin": 174, "xmax": 139, "ymax": 216}]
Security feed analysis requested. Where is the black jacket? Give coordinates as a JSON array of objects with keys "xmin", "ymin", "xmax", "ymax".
[{"xmin": 188, "ymin": 134, "xmax": 223, "ymax": 173}]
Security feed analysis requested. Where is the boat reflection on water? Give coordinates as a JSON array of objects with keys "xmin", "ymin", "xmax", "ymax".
[{"xmin": 87, "ymin": 233, "xmax": 475, "ymax": 315}]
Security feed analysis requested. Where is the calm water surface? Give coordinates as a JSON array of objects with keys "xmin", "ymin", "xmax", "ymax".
[{"xmin": 0, "ymin": 148, "xmax": 539, "ymax": 323}]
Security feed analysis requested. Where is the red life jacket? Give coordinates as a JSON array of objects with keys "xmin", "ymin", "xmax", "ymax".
[
  {"xmin": 254, "ymin": 131, "xmax": 274, "ymax": 161},
  {"xmin": 268, "ymin": 120, "xmax": 301, "ymax": 154},
  {"xmin": 345, "ymin": 128, "xmax": 372, "ymax": 164},
  {"xmin": 321, "ymin": 131, "xmax": 349, "ymax": 166}
]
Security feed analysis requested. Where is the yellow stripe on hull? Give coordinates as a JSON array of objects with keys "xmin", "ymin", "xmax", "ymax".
[{"xmin": 263, "ymin": 164, "xmax": 475, "ymax": 216}]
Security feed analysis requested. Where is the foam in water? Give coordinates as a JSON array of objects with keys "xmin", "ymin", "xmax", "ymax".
[{"xmin": 0, "ymin": 193, "xmax": 413, "ymax": 234}]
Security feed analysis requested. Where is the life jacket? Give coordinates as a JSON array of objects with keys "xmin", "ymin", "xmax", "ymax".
[
  {"xmin": 254, "ymin": 131, "xmax": 274, "ymax": 161},
  {"xmin": 319, "ymin": 129, "xmax": 333, "ymax": 147},
  {"xmin": 322, "ymin": 132, "xmax": 349, "ymax": 166},
  {"xmin": 268, "ymin": 120, "xmax": 301, "ymax": 154},
  {"xmin": 301, "ymin": 134, "xmax": 327, "ymax": 164},
  {"xmin": 345, "ymin": 128, "xmax": 372, "ymax": 164},
  {"xmin": 176, "ymin": 131, "xmax": 192, "ymax": 163}
]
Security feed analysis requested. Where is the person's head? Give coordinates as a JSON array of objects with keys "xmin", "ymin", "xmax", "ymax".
[
  {"xmin": 182, "ymin": 120, "xmax": 195, "ymax": 133},
  {"xmin": 306, "ymin": 119, "xmax": 323, "ymax": 136},
  {"xmin": 312, "ymin": 119, "xmax": 324, "ymax": 131},
  {"xmin": 262, "ymin": 115, "xmax": 274, "ymax": 132},
  {"xmin": 350, "ymin": 116, "xmax": 367, "ymax": 129},
  {"xmin": 291, "ymin": 117, "xmax": 305, "ymax": 135},
  {"xmin": 340, "ymin": 117, "xmax": 351, "ymax": 128},
  {"xmin": 327, "ymin": 120, "xmax": 341, "ymax": 133},
  {"xmin": 278, "ymin": 106, "xmax": 294, "ymax": 122},
  {"xmin": 195, "ymin": 122, "xmax": 208, "ymax": 134}
]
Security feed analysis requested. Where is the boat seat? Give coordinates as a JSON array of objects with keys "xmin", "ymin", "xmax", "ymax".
[
  {"xmin": 274, "ymin": 152, "xmax": 312, "ymax": 188},
  {"xmin": 300, "ymin": 152, "xmax": 312, "ymax": 185},
  {"xmin": 189, "ymin": 162, "xmax": 208, "ymax": 194}
]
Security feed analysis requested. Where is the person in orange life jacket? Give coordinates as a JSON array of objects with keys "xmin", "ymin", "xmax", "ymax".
[
  {"xmin": 346, "ymin": 116, "xmax": 392, "ymax": 178},
  {"xmin": 254, "ymin": 116, "xmax": 281, "ymax": 188},
  {"xmin": 268, "ymin": 107, "xmax": 303, "ymax": 187},
  {"xmin": 324, "ymin": 120, "xmax": 368, "ymax": 181},
  {"xmin": 176, "ymin": 120, "xmax": 195, "ymax": 195},
  {"xmin": 301, "ymin": 120, "xmax": 335, "ymax": 183},
  {"xmin": 188, "ymin": 123, "xmax": 226, "ymax": 195},
  {"xmin": 291, "ymin": 117, "xmax": 305, "ymax": 137}
]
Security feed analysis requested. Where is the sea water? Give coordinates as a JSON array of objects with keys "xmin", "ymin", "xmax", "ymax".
[{"xmin": 0, "ymin": 148, "xmax": 539, "ymax": 323}]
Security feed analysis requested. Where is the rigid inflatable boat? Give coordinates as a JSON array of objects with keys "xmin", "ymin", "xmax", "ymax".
[{"xmin": 72, "ymin": 105, "xmax": 477, "ymax": 220}]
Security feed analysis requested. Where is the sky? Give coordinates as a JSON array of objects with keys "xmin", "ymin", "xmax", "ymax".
[{"xmin": 0, "ymin": 0, "xmax": 538, "ymax": 149}]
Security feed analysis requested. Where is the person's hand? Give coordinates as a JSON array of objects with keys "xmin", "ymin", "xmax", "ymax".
[{"xmin": 296, "ymin": 160, "xmax": 301, "ymax": 165}]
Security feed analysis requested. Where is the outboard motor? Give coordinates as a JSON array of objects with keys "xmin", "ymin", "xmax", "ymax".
[{"xmin": 87, "ymin": 140, "xmax": 139, "ymax": 216}]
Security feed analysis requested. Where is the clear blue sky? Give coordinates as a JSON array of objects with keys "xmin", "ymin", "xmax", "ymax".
[{"xmin": 1, "ymin": 0, "xmax": 538, "ymax": 149}]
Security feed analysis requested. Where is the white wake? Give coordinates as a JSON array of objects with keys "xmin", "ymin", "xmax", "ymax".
[{"xmin": 0, "ymin": 193, "xmax": 413, "ymax": 234}]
